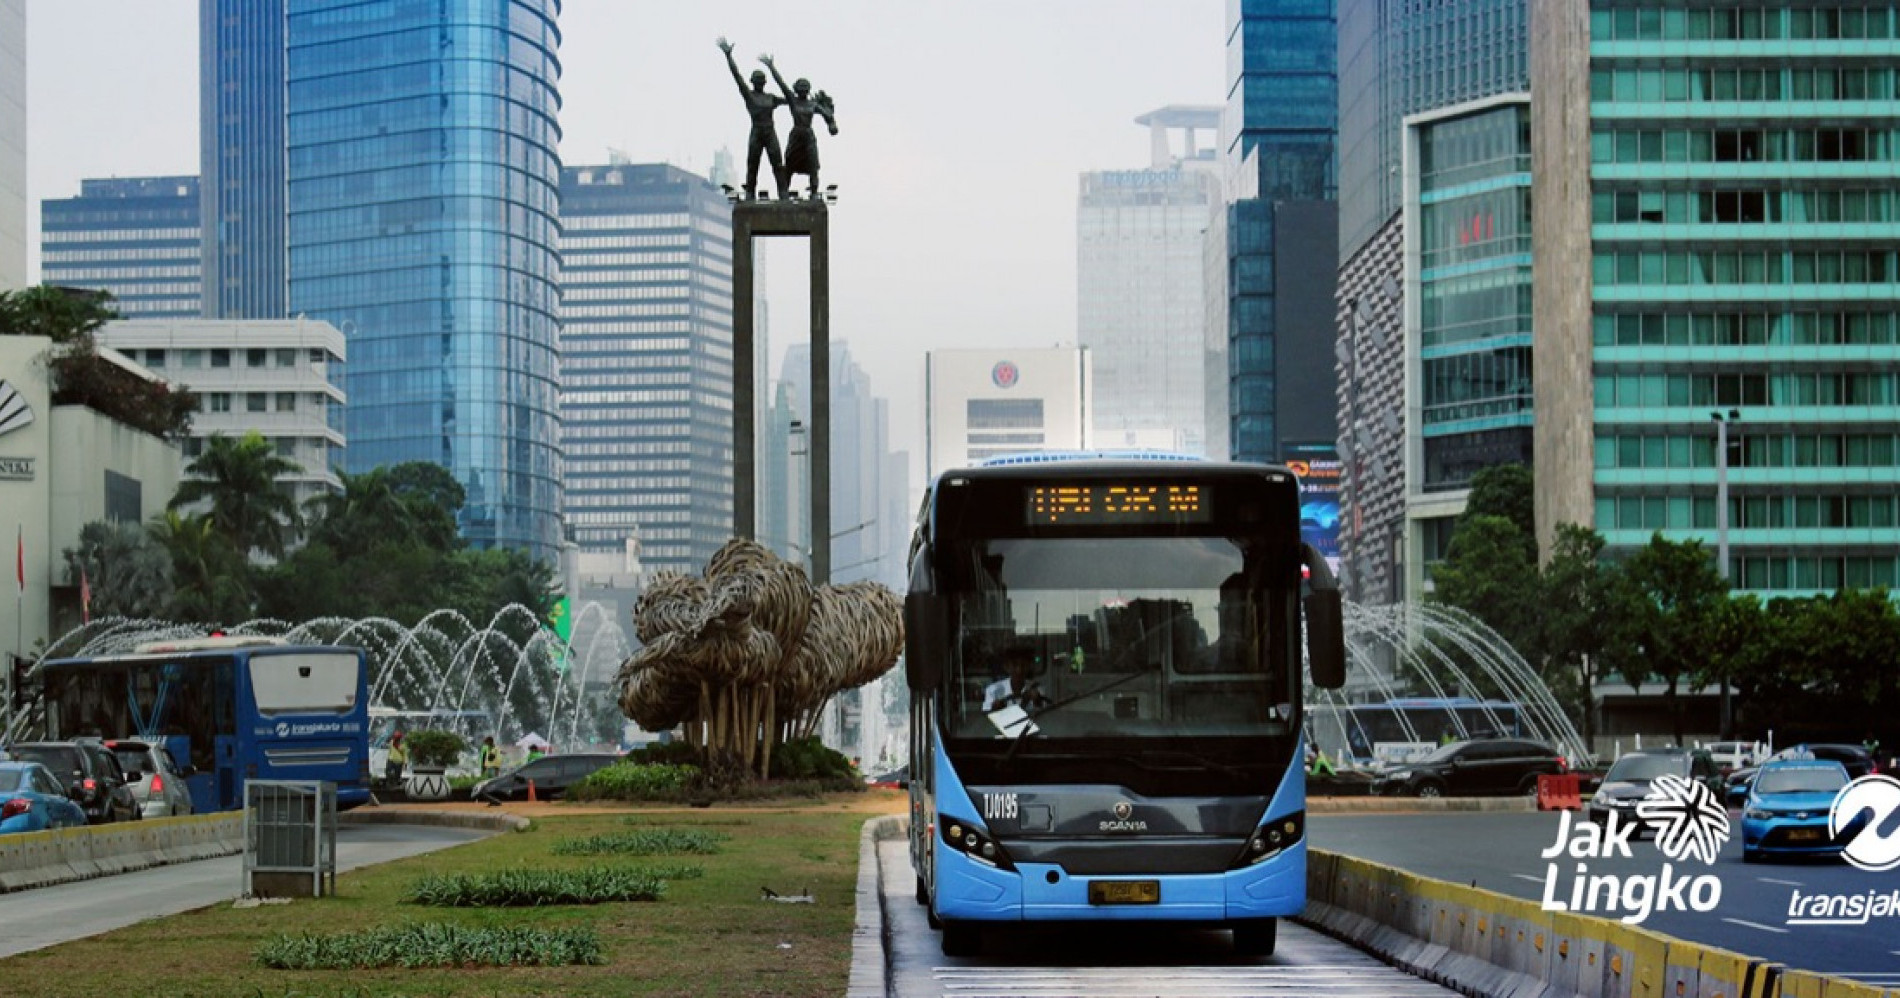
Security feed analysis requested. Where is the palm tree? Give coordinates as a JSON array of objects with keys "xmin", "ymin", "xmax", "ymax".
[
  {"xmin": 149, "ymin": 509, "xmax": 250, "ymax": 624},
  {"xmin": 170, "ymin": 431, "xmax": 302, "ymax": 559},
  {"xmin": 62, "ymin": 520, "xmax": 174, "ymax": 621},
  {"xmin": 305, "ymin": 467, "xmax": 421, "ymax": 558}
]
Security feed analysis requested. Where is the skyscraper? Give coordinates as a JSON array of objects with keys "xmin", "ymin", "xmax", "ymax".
[
  {"xmin": 286, "ymin": 0, "xmax": 564, "ymax": 560},
  {"xmin": 0, "ymin": 0, "xmax": 23, "ymax": 291},
  {"xmin": 40, "ymin": 177, "xmax": 203, "ymax": 318},
  {"xmin": 1535, "ymin": 3, "xmax": 1900, "ymax": 596},
  {"xmin": 200, "ymin": 0, "xmax": 287, "ymax": 318},
  {"xmin": 558, "ymin": 162, "xmax": 734, "ymax": 577},
  {"xmin": 1078, "ymin": 107, "xmax": 1220, "ymax": 455},
  {"xmin": 1222, "ymin": 0, "xmax": 1337, "ymax": 462},
  {"xmin": 781, "ymin": 341, "xmax": 909, "ymax": 589}
]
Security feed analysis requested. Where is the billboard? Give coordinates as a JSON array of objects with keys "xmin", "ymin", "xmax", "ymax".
[{"xmin": 1283, "ymin": 443, "xmax": 1341, "ymax": 576}]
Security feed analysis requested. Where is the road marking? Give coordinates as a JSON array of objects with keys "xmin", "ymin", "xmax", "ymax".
[
  {"xmin": 1512, "ymin": 874, "xmax": 1544, "ymax": 884},
  {"xmin": 1721, "ymin": 917, "xmax": 1790, "ymax": 934},
  {"xmin": 1756, "ymin": 877, "xmax": 1804, "ymax": 887}
]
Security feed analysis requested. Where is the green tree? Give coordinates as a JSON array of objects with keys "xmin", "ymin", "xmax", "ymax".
[
  {"xmin": 1428, "ymin": 514, "xmax": 1542, "ymax": 672},
  {"xmin": 150, "ymin": 509, "xmax": 252, "ymax": 624},
  {"xmin": 1536, "ymin": 522, "xmax": 1626, "ymax": 747},
  {"xmin": 171, "ymin": 431, "xmax": 303, "ymax": 559},
  {"xmin": 62, "ymin": 520, "xmax": 174, "ymax": 621},
  {"xmin": 1620, "ymin": 532, "xmax": 1730, "ymax": 745},
  {"xmin": 1463, "ymin": 463, "xmax": 1535, "ymax": 540},
  {"xmin": 0, "ymin": 285, "xmax": 197, "ymax": 439}
]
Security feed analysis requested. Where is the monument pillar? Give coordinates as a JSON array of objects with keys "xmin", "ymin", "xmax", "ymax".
[{"xmin": 731, "ymin": 200, "xmax": 832, "ymax": 584}]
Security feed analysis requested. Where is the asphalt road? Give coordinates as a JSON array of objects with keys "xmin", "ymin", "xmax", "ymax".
[
  {"xmin": 1312, "ymin": 810, "xmax": 1900, "ymax": 989},
  {"xmin": 878, "ymin": 838, "xmax": 1458, "ymax": 997},
  {"xmin": 0, "ymin": 822, "xmax": 489, "ymax": 959}
]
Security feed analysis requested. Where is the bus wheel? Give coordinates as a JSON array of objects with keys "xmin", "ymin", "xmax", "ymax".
[
  {"xmin": 915, "ymin": 874, "xmax": 929, "ymax": 906},
  {"xmin": 940, "ymin": 921, "xmax": 981, "ymax": 957},
  {"xmin": 1233, "ymin": 918, "xmax": 1277, "ymax": 956},
  {"xmin": 926, "ymin": 903, "xmax": 942, "ymax": 929}
]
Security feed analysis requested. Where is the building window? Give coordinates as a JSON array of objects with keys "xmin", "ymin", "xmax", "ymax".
[
  {"xmin": 181, "ymin": 349, "xmax": 203, "ymax": 368},
  {"xmin": 145, "ymin": 349, "xmax": 166, "ymax": 367},
  {"xmin": 247, "ymin": 348, "xmax": 267, "ymax": 367},
  {"xmin": 276, "ymin": 393, "xmax": 296, "ymax": 412},
  {"xmin": 276, "ymin": 348, "xmax": 297, "ymax": 367},
  {"xmin": 207, "ymin": 393, "xmax": 231, "ymax": 413},
  {"xmin": 103, "ymin": 470, "xmax": 142, "ymax": 524},
  {"xmin": 211, "ymin": 349, "xmax": 230, "ymax": 368},
  {"xmin": 967, "ymin": 398, "xmax": 1045, "ymax": 430},
  {"xmin": 247, "ymin": 393, "xmax": 268, "ymax": 413}
]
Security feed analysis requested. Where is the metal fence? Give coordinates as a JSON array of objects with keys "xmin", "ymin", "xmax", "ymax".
[{"xmin": 242, "ymin": 780, "xmax": 337, "ymax": 898}]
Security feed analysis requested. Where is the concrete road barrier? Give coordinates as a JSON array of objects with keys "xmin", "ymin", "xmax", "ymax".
[
  {"xmin": 0, "ymin": 814, "xmax": 243, "ymax": 894},
  {"xmin": 1301, "ymin": 850, "xmax": 1890, "ymax": 998},
  {"xmin": 1310, "ymin": 795, "xmax": 1539, "ymax": 813}
]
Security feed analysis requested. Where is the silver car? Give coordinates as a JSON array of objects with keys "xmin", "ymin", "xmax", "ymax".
[{"xmin": 107, "ymin": 739, "xmax": 194, "ymax": 818}]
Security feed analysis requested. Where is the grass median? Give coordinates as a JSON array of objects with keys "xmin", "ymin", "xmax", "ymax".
[{"xmin": 2, "ymin": 793, "xmax": 905, "ymax": 998}]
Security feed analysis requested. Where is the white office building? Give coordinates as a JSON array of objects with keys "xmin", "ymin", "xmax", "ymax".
[
  {"xmin": 0, "ymin": 0, "xmax": 24, "ymax": 290},
  {"xmin": 1078, "ymin": 107, "xmax": 1222, "ymax": 457},
  {"xmin": 98, "ymin": 319, "xmax": 347, "ymax": 510},
  {"xmin": 924, "ymin": 347, "xmax": 1092, "ymax": 482}
]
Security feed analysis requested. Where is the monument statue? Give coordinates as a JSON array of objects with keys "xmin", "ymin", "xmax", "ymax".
[
  {"xmin": 718, "ymin": 37, "xmax": 787, "ymax": 200},
  {"xmin": 760, "ymin": 54, "xmax": 838, "ymax": 200}
]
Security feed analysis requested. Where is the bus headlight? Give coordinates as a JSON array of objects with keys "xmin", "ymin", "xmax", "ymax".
[
  {"xmin": 940, "ymin": 818, "xmax": 1016, "ymax": 871},
  {"xmin": 1233, "ymin": 811, "xmax": 1304, "ymax": 868}
]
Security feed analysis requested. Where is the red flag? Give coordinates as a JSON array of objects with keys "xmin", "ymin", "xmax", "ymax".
[
  {"xmin": 80, "ymin": 565, "xmax": 92, "ymax": 624},
  {"xmin": 14, "ymin": 525, "xmax": 20, "ymax": 594}
]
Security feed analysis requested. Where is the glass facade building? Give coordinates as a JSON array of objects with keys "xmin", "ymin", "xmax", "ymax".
[
  {"xmin": 40, "ymin": 176, "xmax": 203, "ymax": 318},
  {"xmin": 286, "ymin": 0, "xmax": 564, "ymax": 560},
  {"xmin": 1222, "ymin": 0, "xmax": 1335, "ymax": 462},
  {"xmin": 1, "ymin": 0, "xmax": 23, "ymax": 291},
  {"xmin": 200, "ymin": 0, "xmax": 288, "ymax": 319},
  {"xmin": 558, "ymin": 163, "xmax": 733, "ymax": 576},
  {"xmin": 1536, "ymin": 2, "xmax": 1900, "ymax": 597}
]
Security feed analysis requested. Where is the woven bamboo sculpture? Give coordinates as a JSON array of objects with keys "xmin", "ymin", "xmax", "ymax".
[{"xmin": 615, "ymin": 538, "xmax": 900, "ymax": 777}]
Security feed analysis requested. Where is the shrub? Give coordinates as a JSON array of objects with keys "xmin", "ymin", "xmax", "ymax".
[
  {"xmin": 254, "ymin": 922, "xmax": 604, "ymax": 969},
  {"xmin": 404, "ymin": 867, "xmax": 669, "ymax": 906},
  {"xmin": 769, "ymin": 736, "xmax": 857, "ymax": 782},
  {"xmin": 404, "ymin": 729, "xmax": 467, "ymax": 770},
  {"xmin": 566, "ymin": 762, "xmax": 698, "ymax": 802},
  {"xmin": 624, "ymin": 739, "xmax": 700, "ymax": 767},
  {"xmin": 551, "ymin": 828, "xmax": 728, "ymax": 857}
]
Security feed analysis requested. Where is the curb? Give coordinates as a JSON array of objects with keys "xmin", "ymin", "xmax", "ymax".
[
  {"xmin": 846, "ymin": 813, "xmax": 905, "ymax": 998},
  {"xmin": 339, "ymin": 808, "xmax": 532, "ymax": 834}
]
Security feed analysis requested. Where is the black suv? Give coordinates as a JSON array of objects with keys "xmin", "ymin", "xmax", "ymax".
[
  {"xmin": 3, "ymin": 740, "xmax": 140, "ymax": 824},
  {"xmin": 1370, "ymin": 738, "xmax": 1565, "ymax": 798},
  {"xmin": 1588, "ymin": 748, "xmax": 1721, "ymax": 835}
]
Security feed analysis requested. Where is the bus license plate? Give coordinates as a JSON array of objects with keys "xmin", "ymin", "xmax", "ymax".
[{"xmin": 1089, "ymin": 880, "xmax": 1160, "ymax": 905}]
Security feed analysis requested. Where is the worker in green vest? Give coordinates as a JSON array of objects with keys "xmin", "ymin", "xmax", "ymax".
[
  {"xmin": 480, "ymin": 736, "xmax": 502, "ymax": 778},
  {"xmin": 385, "ymin": 731, "xmax": 408, "ymax": 788}
]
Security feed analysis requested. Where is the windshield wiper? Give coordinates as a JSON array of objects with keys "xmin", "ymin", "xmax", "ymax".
[{"xmin": 1000, "ymin": 668, "xmax": 1153, "ymax": 767}]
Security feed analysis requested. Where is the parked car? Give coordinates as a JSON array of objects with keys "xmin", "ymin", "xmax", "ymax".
[
  {"xmin": 1740, "ymin": 760, "xmax": 1853, "ymax": 863},
  {"xmin": 471, "ymin": 753, "xmax": 623, "ymax": 803},
  {"xmin": 1724, "ymin": 743, "xmax": 1877, "ymax": 805},
  {"xmin": 0, "ymin": 761, "xmax": 90, "ymax": 834},
  {"xmin": 1369, "ymin": 738, "xmax": 1565, "ymax": 798},
  {"xmin": 1587, "ymin": 748, "xmax": 1722, "ymax": 836},
  {"xmin": 2, "ymin": 740, "xmax": 138, "ymax": 824},
  {"xmin": 1706, "ymin": 740, "xmax": 1768, "ymax": 773},
  {"xmin": 106, "ymin": 739, "xmax": 195, "ymax": 819}
]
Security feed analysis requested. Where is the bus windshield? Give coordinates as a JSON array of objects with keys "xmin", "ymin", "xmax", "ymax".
[{"xmin": 945, "ymin": 535, "xmax": 1290, "ymax": 743}]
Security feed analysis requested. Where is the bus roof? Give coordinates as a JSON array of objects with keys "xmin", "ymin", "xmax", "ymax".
[
  {"xmin": 980, "ymin": 449, "xmax": 1206, "ymax": 467},
  {"xmin": 131, "ymin": 635, "xmax": 287, "ymax": 655}
]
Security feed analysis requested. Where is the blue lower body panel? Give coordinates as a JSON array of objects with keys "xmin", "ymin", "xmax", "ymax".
[{"xmin": 936, "ymin": 843, "xmax": 1306, "ymax": 922}]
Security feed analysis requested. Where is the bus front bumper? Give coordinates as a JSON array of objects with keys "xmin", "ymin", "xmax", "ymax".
[{"xmin": 936, "ymin": 845, "xmax": 1306, "ymax": 922}]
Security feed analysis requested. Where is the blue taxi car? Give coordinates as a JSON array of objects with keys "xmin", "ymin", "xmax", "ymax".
[
  {"xmin": 0, "ymin": 760, "xmax": 89, "ymax": 834},
  {"xmin": 1740, "ymin": 760, "xmax": 1851, "ymax": 863}
]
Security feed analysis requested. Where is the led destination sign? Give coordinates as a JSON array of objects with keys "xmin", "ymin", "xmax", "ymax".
[{"xmin": 1027, "ymin": 484, "xmax": 1209, "ymax": 525}]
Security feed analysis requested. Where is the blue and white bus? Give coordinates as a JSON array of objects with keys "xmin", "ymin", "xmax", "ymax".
[
  {"xmin": 39, "ymin": 636, "xmax": 373, "ymax": 812},
  {"xmin": 904, "ymin": 457, "xmax": 1345, "ymax": 957}
]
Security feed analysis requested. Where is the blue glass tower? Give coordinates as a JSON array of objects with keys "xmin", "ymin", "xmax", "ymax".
[
  {"xmin": 286, "ymin": 0, "xmax": 565, "ymax": 560},
  {"xmin": 1223, "ymin": 0, "xmax": 1337, "ymax": 462},
  {"xmin": 200, "ymin": 0, "xmax": 287, "ymax": 319}
]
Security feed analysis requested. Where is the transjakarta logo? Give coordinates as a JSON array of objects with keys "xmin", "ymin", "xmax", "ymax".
[
  {"xmin": 268, "ymin": 721, "xmax": 348, "ymax": 738},
  {"xmin": 1540, "ymin": 775, "xmax": 1730, "ymax": 924},
  {"xmin": 1783, "ymin": 775, "xmax": 1900, "ymax": 927}
]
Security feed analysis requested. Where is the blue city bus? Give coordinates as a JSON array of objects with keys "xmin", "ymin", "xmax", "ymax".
[
  {"xmin": 903, "ymin": 457, "xmax": 1345, "ymax": 957},
  {"xmin": 39, "ymin": 636, "xmax": 373, "ymax": 812}
]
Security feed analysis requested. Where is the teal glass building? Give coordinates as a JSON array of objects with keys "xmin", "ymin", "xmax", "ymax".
[
  {"xmin": 285, "ymin": 0, "xmax": 565, "ymax": 560},
  {"xmin": 1537, "ymin": 3, "xmax": 1900, "ymax": 596},
  {"xmin": 200, "ymin": 0, "xmax": 287, "ymax": 319}
]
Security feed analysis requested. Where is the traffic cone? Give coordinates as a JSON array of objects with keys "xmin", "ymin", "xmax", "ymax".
[{"xmin": 527, "ymin": 779, "xmax": 537, "ymax": 803}]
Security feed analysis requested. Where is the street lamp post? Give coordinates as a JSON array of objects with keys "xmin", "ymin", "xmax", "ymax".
[{"xmin": 1711, "ymin": 408, "xmax": 1740, "ymax": 737}]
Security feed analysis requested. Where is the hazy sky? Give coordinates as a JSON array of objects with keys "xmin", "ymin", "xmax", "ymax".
[{"xmin": 25, "ymin": 2, "xmax": 1227, "ymax": 461}]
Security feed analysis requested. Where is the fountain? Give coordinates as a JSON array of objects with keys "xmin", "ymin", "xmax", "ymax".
[
  {"xmin": 1306, "ymin": 601, "xmax": 1593, "ymax": 768},
  {"xmin": 6, "ymin": 604, "xmax": 635, "ymax": 749}
]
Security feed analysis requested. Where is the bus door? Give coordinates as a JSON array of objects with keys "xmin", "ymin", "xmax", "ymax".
[
  {"xmin": 160, "ymin": 734, "xmax": 211, "ymax": 815},
  {"xmin": 214, "ymin": 662, "xmax": 240, "ymax": 810}
]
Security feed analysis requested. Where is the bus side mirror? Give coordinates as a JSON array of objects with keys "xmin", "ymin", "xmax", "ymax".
[
  {"xmin": 1305, "ymin": 588, "xmax": 1346, "ymax": 689},
  {"xmin": 905, "ymin": 592, "xmax": 945, "ymax": 691}
]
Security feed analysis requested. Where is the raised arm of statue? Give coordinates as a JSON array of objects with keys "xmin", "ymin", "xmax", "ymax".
[
  {"xmin": 761, "ymin": 54, "xmax": 794, "ymax": 101},
  {"xmin": 718, "ymin": 37, "xmax": 747, "ymax": 96}
]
